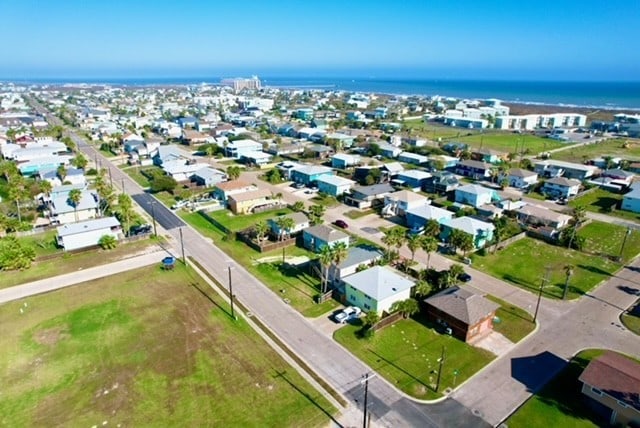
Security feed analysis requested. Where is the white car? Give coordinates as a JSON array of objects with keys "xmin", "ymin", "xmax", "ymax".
[{"xmin": 334, "ymin": 306, "xmax": 362, "ymax": 324}]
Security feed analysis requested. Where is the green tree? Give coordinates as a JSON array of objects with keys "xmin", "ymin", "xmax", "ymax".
[
  {"xmin": 420, "ymin": 235, "xmax": 439, "ymax": 269},
  {"xmin": 67, "ymin": 188, "xmax": 82, "ymax": 222},
  {"xmin": 226, "ymin": 165, "xmax": 242, "ymax": 180},
  {"xmin": 406, "ymin": 234, "xmax": 423, "ymax": 262},
  {"xmin": 390, "ymin": 298, "xmax": 420, "ymax": 319},
  {"xmin": 150, "ymin": 175, "xmax": 178, "ymax": 193},
  {"xmin": 423, "ymin": 219, "xmax": 441, "ymax": 238},
  {"xmin": 0, "ymin": 236, "xmax": 36, "ymax": 270},
  {"xmin": 265, "ymin": 168, "xmax": 283, "ymax": 184},
  {"xmin": 413, "ymin": 280, "xmax": 432, "ymax": 299},
  {"xmin": 318, "ymin": 245, "xmax": 334, "ymax": 293},
  {"xmin": 362, "ymin": 311, "xmax": 380, "ymax": 328},
  {"xmin": 98, "ymin": 234, "xmax": 118, "ymax": 250},
  {"xmin": 565, "ymin": 206, "xmax": 587, "ymax": 250},
  {"xmin": 308, "ymin": 204, "xmax": 325, "ymax": 225},
  {"xmin": 458, "ymin": 232, "xmax": 475, "ymax": 256},
  {"xmin": 492, "ymin": 217, "xmax": 508, "ymax": 254},
  {"xmin": 57, "ymin": 165, "xmax": 67, "ymax": 181},
  {"xmin": 72, "ymin": 153, "xmax": 88, "ymax": 170},
  {"xmin": 447, "ymin": 264, "xmax": 466, "ymax": 286},
  {"xmin": 8, "ymin": 177, "xmax": 28, "ymax": 223},
  {"xmin": 291, "ymin": 201, "xmax": 305, "ymax": 212},
  {"xmin": 116, "ymin": 193, "xmax": 135, "ymax": 236},
  {"xmin": 275, "ymin": 216, "xmax": 295, "ymax": 241},
  {"xmin": 254, "ymin": 221, "xmax": 269, "ymax": 242},
  {"xmin": 331, "ymin": 241, "xmax": 348, "ymax": 269}
]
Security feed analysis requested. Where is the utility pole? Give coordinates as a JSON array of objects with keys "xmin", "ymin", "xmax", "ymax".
[
  {"xmin": 533, "ymin": 266, "xmax": 551, "ymax": 323},
  {"xmin": 361, "ymin": 373, "xmax": 376, "ymax": 428},
  {"xmin": 121, "ymin": 178, "xmax": 125, "ymax": 195},
  {"xmin": 435, "ymin": 346, "xmax": 446, "ymax": 392},
  {"xmin": 618, "ymin": 227, "xmax": 632, "ymax": 262},
  {"xmin": 228, "ymin": 265, "xmax": 236, "ymax": 320},
  {"xmin": 108, "ymin": 167, "xmax": 113, "ymax": 186},
  {"xmin": 150, "ymin": 201, "xmax": 157, "ymax": 237},
  {"xmin": 179, "ymin": 227, "xmax": 186, "ymax": 264}
]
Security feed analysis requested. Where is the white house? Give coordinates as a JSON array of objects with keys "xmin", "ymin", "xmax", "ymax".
[
  {"xmin": 328, "ymin": 246, "xmax": 384, "ymax": 286},
  {"xmin": 398, "ymin": 152, "xmax": 429, "ymax": 165},
  {"xmin": 382, "ymin": 190, "xmax": 429, "ymax": 217},
  {"xmin": 542, "ymin": 177, "xmax": 581, "ymax": 199},
  {"xmin": 49, "ymin": 190, "xmax": 98, "ymax": 224},
  {"xmin": 162, "ymin": 161, "xmax": 209, "ymax": 182},
  {"xmin": 56, "ymin": 216, "xmax": 122, "ymax": 251},
  {"xmin": 505, "ymin": 168, "xmax": 539, "ymax": 189},
  {"xmin": 224, "ymin": 139, "xmax": 262, "ymax": 158},
  {"xmin": 342, "ymin": 266, "xmax": 415, "ymax": 315},
  {"xmin": 455, "ymin": 184, "xmax": 499, "ymax": 208}
]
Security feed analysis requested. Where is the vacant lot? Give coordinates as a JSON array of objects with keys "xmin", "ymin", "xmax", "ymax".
[
  {"xmin": 0, "ymin": 265, "xmax": 335, "ymax": 427},
  {"xmin": 455, "ymin": 133, "xmax": 566, "ymax": 154},
  {"xmin": 472, "ymin": 238, "xmax": 621, "ymax": 299},
  {"xmin": 334, "ymin": 316, "xmax": 495, "ymax": 400},
  {"xmin": 181, "ymin": 211, "xmax": 339, "ymax": 317},
  {"xmin": 550, "ymin": 138, "xmax": 640, "ymax": 163},
  {"xmin": 485, "ymin": 295, "xmax": 535, "ymax": 342},
  {"xmin": 578, "ymin": 221, "xmax": 640, "ymax": 261},
  {"xmin": 569, "ymin": 189, "xmax": 640, "ymax": 223}
]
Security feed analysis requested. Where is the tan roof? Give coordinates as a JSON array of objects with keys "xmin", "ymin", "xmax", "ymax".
[
  {"xmin": 227, "ymin": 188, "xmax": 271, "ymax": 203},
  {"xmin": 579, "ymin": 351, "xmax": 640, "ymax": 410},
  {"xmin": 516, "ymin": 205, "xmax": 572, "ymax": 223},
  {"xmin": 215, "ymin": 180, "xmax": 252, "ymax": 191},
  {"xmin": 388, "ymin": 190, "xmax": 428, "ymax": 203},
  {"xmin": 424, "ymin": 286, "xmax": 499, "ymax": 325}
]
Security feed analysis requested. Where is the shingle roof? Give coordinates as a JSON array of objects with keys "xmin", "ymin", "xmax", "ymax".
[
  {"xmin": 215, "ymin": 180, "xmax": 253, "ymax": 191},
  {"xmin": 578, "ymin": 351, "xmax": 640, "ymax": 411},
  {"xmin": 338, "ymin": 247, "xmax": 384, "ymax": 269},
  {"xmin": 303, "ymin": 224, "xmax": 349, "ymax": 242},
  {"xmin": 545, "ymin": 177, "xmax": 581, "ymax": 187},
  {"xmin": 227, "ymin": 188, "xmax": 271, "ymax": 203},
  {"xmin": 424, "ymin": 286, "xmax": 499, "ymax": 324},
  {"xmin": 508, "ymin": 168, "xmax": 537, "ymax": 178}
]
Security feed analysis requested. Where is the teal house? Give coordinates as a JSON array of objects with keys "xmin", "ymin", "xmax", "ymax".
[
  {"xmin": 440, "ymin": 216, "xmax": 495, "ymax": 249},
  {"xmin": 291, "ymin": 165, "xmax": 334, "ymax": 186}
]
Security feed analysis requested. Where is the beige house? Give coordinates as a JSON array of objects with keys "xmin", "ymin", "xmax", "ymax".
[{"xmin": 227, "ymin": 189, "xmax": 275, "ymax": 214}]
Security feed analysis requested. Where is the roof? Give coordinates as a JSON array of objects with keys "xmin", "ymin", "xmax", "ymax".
[
  {"xmin": 315, "ymin": 174, "xmax": 355, "ymax": 187},
  {"xmin": 227, "ymin": 188, "xmax": 271, "ymax": 203},
  {"xmin": 602, "ymin": 169, "xmax": 635, "ymax": 178},
  {"xmin": 343, "ymin": 266, "xmax": 415, "ymax": 301},
  {"xmin": 332, "ymin": 153, "xmax": 359, "ymax": 161},
  {"xmin": 57, "ymin": 216, "xmax": 120, "ymax": 237},
  {"xmin": 351, "ymin": 183, "xmax": 395, "ymax": 197},
  {"xmin": 508, "ymin": 168, "xmax": 537, "ymax": 178},
  {"xmin": 293, "ymin": 165, "xmax": 333, "ymax": 176},
  {"xmin": 215, "ymin": 180, "xmax": 253, "ymax": 191},
  {"xmin": 242, "ymin": 151, "xmax": 272, "ymax": 160},
  {"xmin": 382, "ymin": 162, "xmax": 404, "ymax": 173},
  {"xmin": 545, "ymin": 177, "xmax": 581, "ymax": 187},
  {"xmin": 444, "ymin": 216, "xmax": 495, "ymax": 235},
  {"xmin": 386, "ymin": 190, "xmax": 428, "ymax": 204},
  {"xmin": 424, "ymin": 286, "xmax": 499, "ymax": 325},
  {"xmin": 397, "ymin": 170, "xmax": 432, "ymax": 180},
  {"xmin": 51, "ymin": 191, "xmax": 97, "ymax": 214},
  {"xmin": 516, "ymin": 205, "xmax": 572, "ymax": 223},
  {"xmin": 227, "ymin": 139, "xmax": 261, "ymax": 148},
  {"xmin": 303, "ymin": 224, "xmax": 349, "ymax": 242},
  {"xmin": 456, "ymin": 184, "xmax": 495, "ymax": 196},
  {"xmin": 193, "ymin": 167, "xmax": 226, "ymax": 180},
  {"xmin": 398, "ymin": 152, "xmax": 429, "ymax": 161},
  {"xmin": 406, "ymin": 204, "xmax": 453, "ymax": 221},
  {"xmin": 625, "ymin": 184, "xmax": 640, "ymax": 200},
  {"xmin": 458, "ymin": 159, "xmax": 491, "ymax": 170},
  {"xmin": 535, "ymin": 159, "xmax": 599, "ymax": 173},
  {"xmin": 338, "ymin": 247, "xmax": 384, "ymax": 270},
  {"xmin": 272, "ymin": 212, "xmax": 309, "ymax": 225},
  {"xmin": 578, "ymin": 351, "xmax": 640, "ymax": 410}
]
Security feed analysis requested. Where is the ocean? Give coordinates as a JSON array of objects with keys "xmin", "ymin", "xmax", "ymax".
[{"xmin": 5, "ymin": 76, "xmax": 640, "ymax": 110}]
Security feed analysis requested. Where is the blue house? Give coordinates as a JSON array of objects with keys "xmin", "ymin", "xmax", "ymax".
[
  {"xmin": 291, "ymin": 165, "xmax": 334, "ymax": 186},
  {"xmin": 398, "ymin": 152, "xmax": 429, "ymax": 165},
  {"xmin": 302, "ymin": 225, "xmax": 350, "ymax": 253},
  {"xmin": 440, "ymin": 216, "xmax": 495, "ymax": 249},
  {"xmin": 315, "ymin": 175, "xmax": 355, "ymax": 196},
  {"xmin": 455, "ymin": 160, "xmax": 492, "ymax": 180},
  {"xmin": 454, "ymin": 184, "xmax": 499, "ymax": 208},
  {"xmin": 296, "ymin": 108, "xmax": 314, "ymax": 121},
  {"xmin": 278, "ymin": 123, "xmax": 297, "ymax": 137},
  {"xmin": 331, "ymin": 153, "xmax": 361, "ymax": 169},
  {"xmin": 396, "ymin": 170, "xmax": 432, "ymax": 189},
  {"xmin": 622, "ymin": 184, "xmax": 640, "ymax": 213},
  {"xmin": 178, "ymin": 116, "xmax": 198, "ymax": 128},
  {"xmin": 405, "ymin": 205, "xmax": 454, "ymax": 234}
]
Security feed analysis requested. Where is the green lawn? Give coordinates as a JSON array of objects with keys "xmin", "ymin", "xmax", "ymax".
[
  {"xmin": 621, "ymin": 300, "xmax": 640, "ymax": 335},
  {"xmin": 471, "ymin": 238, "xmax": 620, "ymax": 300},
  {"xmin": 507, "ymin": 349, "xmax": 615, "ymax": 428},
  {"xmin": 1, "ymin": 238, "xmax": 159, "ymax": 290},
  {"xmin": 181, "ymin": 211, "xmax": 339, "ymax": 317},
  {"xmin": 207, "ymin": 207, "xmax": 294, "ymax": 231},
  {"xmin": 549, "ymin": 138, "xmax": 640, "ymax": 164},
  {"xmin": 334, "ymin": 316, "xmax": 495, "ymax": 399},
  {"xmin": 485, "ymin": 295, "xmax": 535, "ymax": 342},
  {"xmin": 122, "ymin": 166, "xmax": 155, "ymax": 188},
  {"xmin": 402, "ymin": 119, "xmax": 470, "ymax": 140},
  {"xmin": 569, "ymin": 189, "xmax": 640, "ymax": 223},
  {"xmin": 455, "ymin": 133, "xmax": 567, "ymax": 154},
  {"xmin": 310, "ymin": 194, "xmax": 340, "ymax": 208},
  {"xmin": 344, "ymin": 209, "xmax": 375, "ymax": 219},
  {"xmin": 578, "ymin": 221, "xmax": 640, "ymax": 261},
  {"xmin": 19, "ymin": 231, "xmax": 59, "ymax": 258},
  {"xmin": 0, "ymin": 265, "xmax": 335, "ymax": 427}
]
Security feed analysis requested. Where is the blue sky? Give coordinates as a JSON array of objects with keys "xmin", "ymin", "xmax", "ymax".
[{"xmin": 1, "ymin": 0, "xmax": 638, "ymax": 80}]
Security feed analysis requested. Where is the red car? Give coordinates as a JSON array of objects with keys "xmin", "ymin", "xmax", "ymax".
[{"xmin": 334, "ymin": 219, "xmax": 348, "ymax": 229}]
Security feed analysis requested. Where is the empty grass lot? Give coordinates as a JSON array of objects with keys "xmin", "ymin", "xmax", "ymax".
[
  {"xmin": 471, "ymin": 238, "xmax": 621, "ymax": 300},
  {"xmin": 550, "ymin": 138, "xmax": 640, "ymax": 164},
  {"xmin": 485, "ymin": 295, "xmax": 535, "ymax": 342},
  {"xmin": 180, "ymin": 210, "xmax": 340, "ymax": 317},
  {"xmin": 0, "ymin": 265, "xmax": 335, "ymax": 427},
  {"xmin": 578, "ymin": 221, "xmax": 640, "ymax": 261},
  {"xmin": 506, "ymin": 349, "xmax": 636, "ymax": 428},
  {"xmin": 455, "ymin": 133, "xmax": 567, "ymax": 154},
  {"xmin": 334, "ymin": 316, "xmax": 495, "ymax": 400},
  {"xmin": 569, "ymin": 189, "xmax": 640, "ymax": 223}
]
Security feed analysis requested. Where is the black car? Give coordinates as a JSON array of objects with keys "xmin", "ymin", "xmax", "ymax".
[
  {"xmin": 459, "ymin": 273, "xmax": 472, "ymax": 282},
  {"xmin": 334, "ymin": 219, "xmax": 348, "ymax": 229},
  {"xmin": 131, "ymin": 224, "xmax": 152, "ymax": 235}
]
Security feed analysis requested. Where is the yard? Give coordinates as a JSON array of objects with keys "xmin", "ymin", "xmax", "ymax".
[
  {"xmin": 621, "ymin": 300, "xmax": 640, "ymax": 335},
  {"xmin": 569, "ymin": 189, "xmax": 640, "ymax": 223},
  {"xmin": 333, "ymin": 315, "xmax": 495, "ymax": 399},
  {"xmin": 506, "ymin": 349, "xmax": 611, "ymax": 428},
  {"xmin": 2, "ymin": 236, "xmax": 161, "ymax": 290},
  {"xmin": 455, "ymin": 133, "xmax": 567, "ymax": 154},
  {"xmin": 578, "ymin": 221, "xmax": 640, "ymax": 261},
  {"xmin": 0, "ymin": 265, "xmax": 335, "ymax": 427},
  {"xmin": 206, "ymin": 206, "xmax": 294, "ymax": 231},
  {"xmin": 550, "ymin": 138, "xmax": 640, "ymax": 164},
  {"xmin": 180, "ymin": 210, "xmax": 340, "ymax": 317},
  {"xmin": 485, "ymin": 295, "xmax": 535, "ymax": 342},
  {"xmin": 471, "ymin": 237, "xmax": 622, "ymax": 300}
]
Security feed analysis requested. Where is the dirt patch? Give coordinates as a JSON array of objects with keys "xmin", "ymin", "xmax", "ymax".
[{"xmin": 33, "ymin": 326, "xmax": 68, "ymax": 346}]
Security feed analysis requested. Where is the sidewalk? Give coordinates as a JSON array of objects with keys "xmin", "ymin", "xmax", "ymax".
[{"xmin": 0, "ymin": 249, "xmax": 171, "ymax": 304}]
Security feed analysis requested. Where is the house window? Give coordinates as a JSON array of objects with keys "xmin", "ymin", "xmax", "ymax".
[
  {"xmin": 364, "ymin": 303, "xmax": 370, "ymax": 310},
  {"xmin": 591, "ymin": 387, "xmax": 603, "ymax": 396},
  {"xmin": 350, "ymin": 295, "xmax": 356, "ymax": 301},
  {"xmin": 617, "ymin": 400, "xmax": 628, "ymax": 408}
]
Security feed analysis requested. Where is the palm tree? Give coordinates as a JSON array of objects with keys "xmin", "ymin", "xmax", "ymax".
[
  {"xmin": 447, "ymin": 264, "xmax": 466, "ymax": 287},
  {"xmin": 72, "ymin": 153, "xmax": 88, "ymax": 170},
  {"xmin": 390, "ymin": 299, "xmax": 420, "ymax": 319},
  {"xmin": 276, "ymin": 216, "xmax": 295, "ymax": 241},
  {"xmin": 8, "ymin": 178, "xmax": 28, "ymax": 223},
  {"xmin": 413, "ymin": 280, "xmax": 432, "ymax": 299},
  {"xmin": 226, "ymin": 165, "xmax": 241, "ymax": 180},
  {"xmin": 318, "ymin": 245, "xmax": 334, "ymax": 293},
  {"xmin": 308, "ymin": 204, "xmax": 325, "ymax": 225},
  {"xmin": 406, "ymin": 234, "xmax": 423, "ymax": 262},
  {"xmin": 39, "ymin": 179, "xmax": 52, "ymax": 197},
  {"xmin": 420, "ymin": 235, "xmax": 438, "ymax": 269},
  {"xmin": 563, "ymin": 264, "xmax": 574, "ymax": 300},
  {"xmin": 98, "ymin": 234, "xmax": 118, "ymax": 250},
  {"xmin": 291, "ymin": 201, "xmax": 305, "ymax": 212},
  {"xmin": 492, "ymin": 217, "xmax": 508, "ymax": 254},
  {"xmin": 254, "ymin": 221, "xmax": 269, "ymax": 242},
  {"xmin": 117, "ymin": 193, "xmax": 135, "ymax": 236},
  {"xmin": 57, "ymin": 165, "xmax": 67, "ymax": 182},
  {"xmin": 331, "ymin": 241, "xmax": 348, "ymax": 269},
  {"xmin": 67, "ymin": 188, "xmax": 82, "ymax": 222},
  {"xmin": 204, "ymin": 145, "xmax": 215, "ymax": 163},
  {"xmin": 567, "ymin": 206, "xmax": 586, "ymax": 250},
  {"xmin": 381, "ymin": 229, "xmax": 398, "ymax": 259},
  {"xmin": 362, "ymin": 311, "xmax": 380, "ymax": 329},
  {"xmin": 424, "ymin": 219, "xmax": 441, "ymax": 238}
]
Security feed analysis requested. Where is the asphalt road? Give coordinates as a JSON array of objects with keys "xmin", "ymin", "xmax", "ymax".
[{"xmin": 132, "ymin": 193, "xmax": 185, "ymax": 230}]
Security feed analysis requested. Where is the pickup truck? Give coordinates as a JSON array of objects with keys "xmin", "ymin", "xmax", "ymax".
[{"xmin": 334, "ymin": 306, "xmax": 362, "ymax": 324}]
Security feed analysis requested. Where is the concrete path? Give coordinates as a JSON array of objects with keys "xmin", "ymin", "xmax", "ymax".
[{"xmin": 0, "ymin": 250, "xmax": 170, "ymax": 304}]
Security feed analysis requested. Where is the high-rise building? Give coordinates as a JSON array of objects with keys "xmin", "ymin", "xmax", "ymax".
[{"xmin": 220, "ymin": 76, "xmax": 261, "ymax": 92}]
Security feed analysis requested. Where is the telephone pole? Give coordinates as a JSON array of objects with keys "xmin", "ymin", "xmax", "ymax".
[
  {"xmin": 533, "ymin": 266, "xmax": 551, "ymax": 323},
  {"xmin": 361, "ymin": 373, "xmax": 376, "ymax": 428},
  {"xmin": 435, "ymin": 346, "xmax": 446, "ymax": 392}
]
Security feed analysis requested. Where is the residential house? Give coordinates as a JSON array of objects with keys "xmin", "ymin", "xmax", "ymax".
[
  {"xmin": 342, "ymin": 266, "xmax": 415, "ymax": 315},
  {"xmin": 268, "ymin": 212, "xmax": 310, "ymax": 237},
  {"xmin": 182, "ymin": 129, "xmax": 213, "ymax": 146},
  {"xmin": 455, "ymin": 184, "xmax": 499, "ymax": 208},
  {"xmin": 505, "ymin": 168, "xmax": 539, "ymax": 189},
  {"xmin": 18, "ymin": 155, "xmax": 72, "ymax": 176},
  {"xmin": 331, "ymin": 153, "xmax": 361, "ymax": 169},
  {"xmin": 328, "ymin": 246, "xmax": 384, "ymax": 287},
  {"xmin": 515, "ymin": 205, "xmax": 572, "ymax": 230},
  {"xmin": 395, "ymin": 170, "xmax": 432, "ymax": 190},
  {"xmin": 315, "ymin": 175, "xmax": 356, "ymax": 197},
  {"xmin": 39, "ymin": 169, "xmax": 63, "ymax": 187},
  {"xmin": 377, "ymin": 142, "xmax": 403, "ymax": 159},
  {"xmin": 302, "ymin": 224, "xmax": 350, "ymax": 253},
  {"xmin": 291, "ymin": 165, "xmax": 334, "ymax": 186},
  {"xmin": 440, "ymin": 216, "xmax": 495, "ymax": 249},
  {"xmin": 162, "ymin": 161, "xmax": 209, "ymax": 182},
  {"xmin": 621, "ymin": 184, "xmax": 640, "ymax": 214},
  {"xmin": 275, "ymin": 161, "xmax": 303, "ymax": 180},
  {"xmin": 405, "ymin": 205, "xmax": 454, "ymax": 233},
  {"xmin": 224, "ymin": 139, "xmax": 262, "ymax": 158},
  {"xmin": 534, "ymin": 160, "xmax": 598, "ymax": 180},
  {"xmin": 382, "ymin": 190, "xmax": 429, "ymax": 217},
  {"xmin": 227, "ymin": 189, "xmax": 275, "ymax": 214},
  {"xmin": 191, "ymin": 167, "xmax": 227, "ymax": 187},
  {"xmin": 325, "ymin": 132, "xmax": 355, "ymax": 149},
  {"xmin": 49, "ymin": 190, "xmax": 98, "ymax": 225},
  {"xmin": 456, "ymin": 160, "xmax": 492, "ymax": 180},
  {"xmin": 178, "ymin": 116, "xmax": 198, "ymax": 128},
  {"xmin": 542, "ymin": 177, "xmax": 581, "ymax": 199},
  {"xmin": 153, "ymin": 145, "xmax": 185, "ymax": 167},
  {"xmin": 429, "ymin": 155, "xmax": 459, "ymax": 170},
  {"xmin": 600, "ymin": 169, "xmax": 635, "ymax": 187},
  {"xmin": 423, "ymin": 171, "xmax": 460, "ymax": 194},
  {"xmin": 295, "ymin": 108, "xmax": 314, "ymax": 121},
  {"xmin": 345, "ymin": 183, "xmax": 396, "ymax": 209},
  {"xmin": 56, "ymin": 216, "xmax": 122, "ymax": 251},
  {"xmin": 398, "ymin": 152, "xmax": 429, "ymax": 165},
  {"xmin": 213, "ymin": 180, "xmax": 258, "ymax": 203},
  {"xmin": 305, "ymin": 145, "xmax": 334, "ymax": 159},
  {"xmin": 423, "ymin": 286, "xmax": 500, "ymax": 343},
  {"xmin": 472, "ymin": 148, "xmax": 506, "ymax": 164},
  {"xmin": 578, "ymin": 351, "xmax": 640, "ymax": 427},
  {"xmin": 443, "ymin": 115, "xmax": 488, "ymax": 129},
  {"xmin": 241, "ymin": 151, "xmax": 272, "ymax": 166},
  {"xmin": 381, "ymin": 162, "xmax": 404, "ymax": 178}
]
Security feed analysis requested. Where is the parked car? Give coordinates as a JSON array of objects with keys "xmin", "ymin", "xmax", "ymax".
[
  {"xmin": 130, "ymin": 224, "xmax": 152, "ymax": 235},
  {"xmin": 459, "ymin": 273, "xmax": 472, "ymax": 282},
  {"xmin": 333, "ymin": 306, "xmax": 362, "ymax": 324},
  {"xmin": 334, "ymin": 219, "xmax": 348, "ymax": 229}
]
